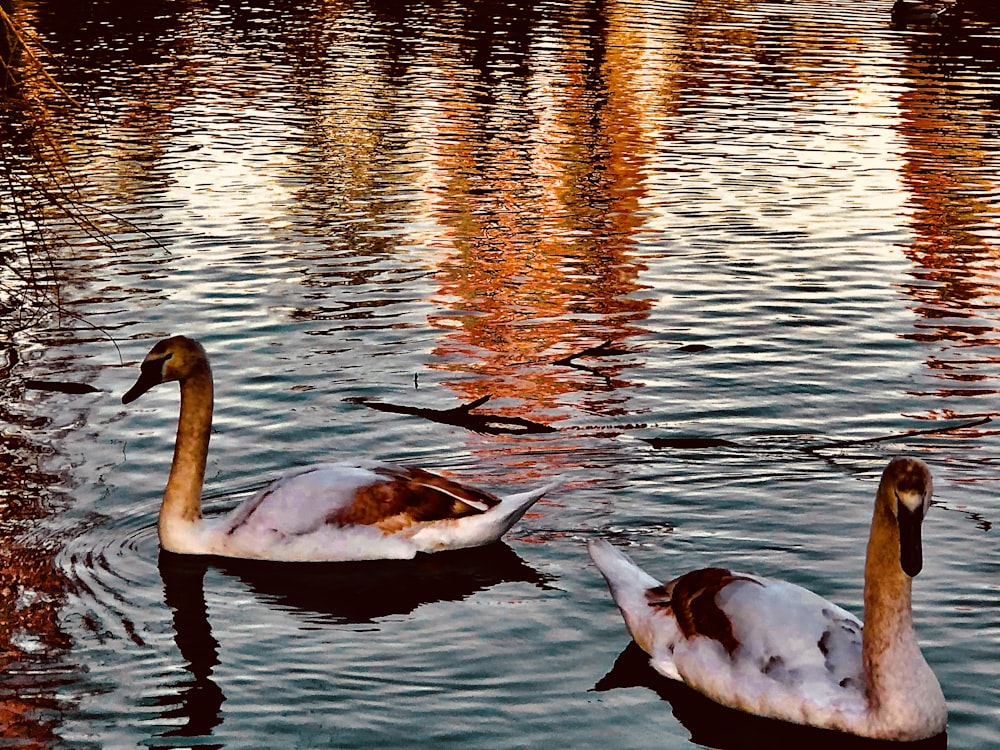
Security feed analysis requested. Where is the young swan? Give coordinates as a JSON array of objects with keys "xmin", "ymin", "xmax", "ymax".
[
  {"xmin": 589, "ymin": 456, "xmax": 946, "ymax": 741},
  {"xmin": 123, "ymin": 335, "xmax": 558, "ymax": 561}
]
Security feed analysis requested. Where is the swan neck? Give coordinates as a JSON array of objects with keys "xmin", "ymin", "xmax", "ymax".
[
  {"xmin": 161, "ymin": 365, "xmax": 213, "ymax": 533},
  {"xmin": 862, "ymin": 488, "xmax": 918, "ymax": 708}
]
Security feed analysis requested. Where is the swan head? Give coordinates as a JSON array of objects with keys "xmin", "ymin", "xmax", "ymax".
[
  {"xmin": 122, "ymin": 336, "xmax": 210, "ymax": 404},
  {"xmin": 881, "ymin": 456, "xmax": 933, "ymax": 578}
]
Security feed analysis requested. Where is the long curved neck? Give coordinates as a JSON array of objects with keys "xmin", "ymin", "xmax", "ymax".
[
  {"xmin": 160, "ymin": 362, "xmax": 213, "ymax": 539},
  {"xmin": 863, "ymin": 493, "xmax": 913, "ymax": 686},
  {"xmin": 861, "ymin": 488, "xmax": 935, "ymax": 730}
]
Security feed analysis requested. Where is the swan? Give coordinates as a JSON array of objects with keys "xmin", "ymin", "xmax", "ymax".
[
  {"xmin": 588, "ymin": 456, "xmax": 946, "ymax": 741},
  {"xmin": 122, "ymin": 335, "xmax": 558, "ymax": 561}
]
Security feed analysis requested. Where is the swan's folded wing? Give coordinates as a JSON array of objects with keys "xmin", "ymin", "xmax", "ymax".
[
  {"xmin": 698, "ymin": 577, "xmax": 866, "ymax": 706},
  {"xmin": 223, "ymin": 462, "xmax": 501, "ymax": 537}
]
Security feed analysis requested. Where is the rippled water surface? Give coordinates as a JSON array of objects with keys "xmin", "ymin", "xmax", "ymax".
[{"xmin": 2, "ymin": 0, "xmax": 999, "ymax": 747}]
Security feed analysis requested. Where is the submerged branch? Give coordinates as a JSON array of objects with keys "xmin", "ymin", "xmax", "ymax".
[
  {"xmin": 803, "ymin": 416, "xmax": 993, "ymax": 452},
  {"xmin": 552, "ymin": 339, "xmax": 629, "ymax": 368},
  {"xmin": 23, "ymin": 379, "xmax": 100, "ymax": 395},
  {"xmin": 347, "ymin": 395, "xmax": 557, "ymax": 436},
  {"xmin": 642, "ymin": 417, "xmax": 993, "ymax": 453}
]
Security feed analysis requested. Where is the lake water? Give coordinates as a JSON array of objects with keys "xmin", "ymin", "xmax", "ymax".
[{"xmin": 2, "ymin": 0, "xmax": 999, "ymax": 747}]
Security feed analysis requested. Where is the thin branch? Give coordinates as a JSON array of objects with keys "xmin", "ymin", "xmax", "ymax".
[
  {"xmin": 0, "ymin": 6, "xmax": 82, "ymax": 107},
  {"xmin": 804, "ymin": 416, "xmax": 992, "ymax": 452},
  {"xmin": 346, "ymin": 395, "xmax": 557, "ymax": 436}
]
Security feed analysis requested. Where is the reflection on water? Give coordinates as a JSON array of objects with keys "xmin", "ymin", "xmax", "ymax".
[
  {"xmin": 894, "ymin": 26, "xmax": 1000, "ymax": 408},
  {"xmin": 156, "ymin": 544, "xmax": 551, "ymax": 740},
  {"xmin": 1, "ymin": 0, "xmax": 999, "ymax": 747},
  {"xmin": 199, "ymin": 543, "xmax": 552, "ymax": 625},
  {"xmin": 419, "ymin": 0, "xmax": 655, "ymax": 412},
  {"xmin": 595, "ymin": 642, "xmax": 948, "ymax": 750},
  {"xmin": 0, "ymin": 432, "xmax": 73, "ymax": 743},
  {"xmin": 158, "ymin": 555, "xmax": 224, "ymax": 743}
]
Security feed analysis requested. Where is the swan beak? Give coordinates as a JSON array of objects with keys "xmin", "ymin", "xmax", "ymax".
[
  {"xmin": 122, "ymin": 363, "xmax": 163, "ymax": 404},
  {"xmin": 897, "ymin": 502, "xmax": 924, "ymax": 577}
]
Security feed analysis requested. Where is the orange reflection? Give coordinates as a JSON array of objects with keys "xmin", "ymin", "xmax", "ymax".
[
  {"xmin": 412, "ymin": 3, "xmax": 661, "ymax": 422},
  {"xmin": 0, "ymin": 434, "xmax": 70, "ymax": 747},
  {"xmin": 894, "ymin": 31, "xmax": 1000, "ymax": 405},
  {"xmin": 1, "ymin": 3, "xmax": 78, "ymax": 744}
]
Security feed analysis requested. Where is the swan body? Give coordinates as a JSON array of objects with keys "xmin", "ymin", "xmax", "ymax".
[
  {"xmin": 123, "ymin": 335, "xmax": 557, "ymax": 561},
  {"xmin": 588, "ymin": 457, "xmax": 946, "ymax": 741}
]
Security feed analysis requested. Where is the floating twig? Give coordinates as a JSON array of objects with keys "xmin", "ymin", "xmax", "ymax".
[
  {"xmin": 552, "ymin": 339, "xmax": 628, "ymax": 368},
  {"xmin": 347, "ymin": 395, "xmax": 557, "ymax": 436},
  {"xmin": 641, "ymin": 417, "xmax": 992, "ymax": 453},
  {"xmin": 642, "ymin": 436, "xmax": 737, "ymax": 450}
]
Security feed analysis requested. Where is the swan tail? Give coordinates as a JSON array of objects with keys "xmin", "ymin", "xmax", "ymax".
[
  {"xmin": 588, "ymin": 538, "xmax": 674, "ymax": 664},
  {"xmin": 407, "ymin": 477, "xmax": 561, "ymax": 552},
  {"xmin": 490, "ymin": 477, "xmax": 562, "ymax": 536},
  {"xmin": 588, "ymin": 538, "xmax": 661, "ymax": 605}
]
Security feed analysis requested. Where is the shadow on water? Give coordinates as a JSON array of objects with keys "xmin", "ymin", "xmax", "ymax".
[
  {"xmin": 157, "ymin": 555, "xmax": 224, "ymax": 745},
  {"xmin": 157, "ymin": 544, "xmax": 552, "ymax": 739},
  {"xmin": 595, "ymin": 642, "xmax": 948, "ymax": 750},
  {"xmin": 208, "ymin": 543, "xmax": 554, "ymax": 624}
]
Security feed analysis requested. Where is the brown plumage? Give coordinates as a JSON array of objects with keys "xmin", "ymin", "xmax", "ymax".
[
  {"xmin": 647, "ymin": 567, "xmax": 761, "ymax": 656},
  {"xmin": 327, "ymin": 465, "xmax": 501, "ymax": 531}
]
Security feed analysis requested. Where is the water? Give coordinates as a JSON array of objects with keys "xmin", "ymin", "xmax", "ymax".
[{"xmin": 2, "ymin": 0, "xmax": 999, "ymax": 747}]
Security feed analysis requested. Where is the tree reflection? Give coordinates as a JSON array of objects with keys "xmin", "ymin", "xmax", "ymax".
[
  {"xmin": 419, "ymin": 0, "xmax": 654, "ymax": 413},
  {"xmin": 0, "ymin": 433, "xmax": 72, "ymax": 746},
  {"xmin": 262, "ymin": 0, "xmax": 656, "ymax": 424},
  {"xmin": 894, "ymin": 19, "xmax": 1000, "ymax": 407}
]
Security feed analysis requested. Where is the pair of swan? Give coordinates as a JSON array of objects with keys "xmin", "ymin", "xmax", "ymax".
[{"xmin": 122, "ymin": 336, "xmax": 947, "ymax": 741}]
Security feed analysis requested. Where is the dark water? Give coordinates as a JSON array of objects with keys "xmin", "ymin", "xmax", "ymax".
[{"xmin": 1, "ymin": 0, "xmax": 999, "ymax": 747}]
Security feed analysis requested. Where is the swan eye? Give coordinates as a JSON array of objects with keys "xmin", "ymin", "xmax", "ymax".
[{"xmin": 145, "ymin": 352, "xmax": 172, "ymax": 375}]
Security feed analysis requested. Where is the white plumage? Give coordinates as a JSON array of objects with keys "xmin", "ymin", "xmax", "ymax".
[
  {"xmin": 122, "ymin": 335, "xmax": 556, "ymax": 561},
  {"xmin": 589, "ymin": 456, "xmax": 946, "ymax": 741}
]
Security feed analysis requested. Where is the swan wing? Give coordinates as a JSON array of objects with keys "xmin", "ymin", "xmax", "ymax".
[
  {"xmin": 590, "ymin": 540, "xmax": 868, "ymax": 729},
  {"xmin": 678, "ymin": 575, "xmax": 866, "ymax": 722},
  {"xmin": 222, "ymin": 461, "xmax": 500, "ymax": 538},
  {"xmin": 722, "ymin": 578, "xmax": 864, "ymax": 689}
]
